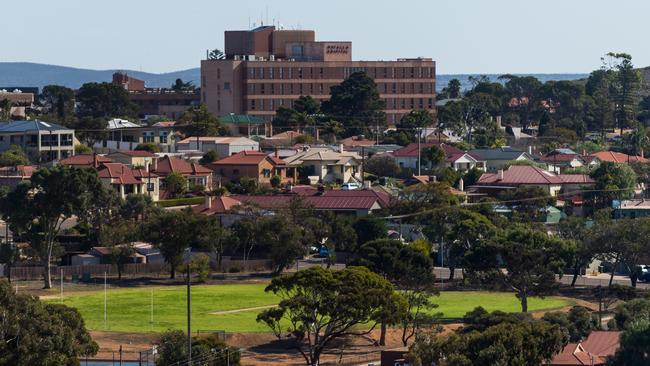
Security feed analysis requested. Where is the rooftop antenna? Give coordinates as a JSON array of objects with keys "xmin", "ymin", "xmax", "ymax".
[{"xmin": 248, "ymin": 16, "xmax": 251, "ymax": 29}]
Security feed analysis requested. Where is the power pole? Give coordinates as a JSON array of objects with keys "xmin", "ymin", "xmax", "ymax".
[
  {"xmin": 417, "ymin": 128, "xmax": 422, "ymax": 176},
  {"xmin": 187, "ymin": 262, "xmax": 192, "ymax": 364}
]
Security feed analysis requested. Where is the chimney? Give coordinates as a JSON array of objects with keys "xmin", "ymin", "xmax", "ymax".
[
  {"xmin": 339, "ymin": 144, "xmax": 344, "ymax": 153},
  {"xmin": 498, "ymin": 169, "xmax": 504, "ymax": 181},
  {"xmin": 205, "ymin": 195, "xmax": 212, "ymax": 210},
  {"xmin": 458, "ymin": 177, "xmax": 464, "ymax": 192},
  {"xmin": 93, "ymin": 153, "xmax": 99, "ymax": 168},
  {"xmin": 275, "ymin": 148, "xmax": 279, "ymax": 158}
]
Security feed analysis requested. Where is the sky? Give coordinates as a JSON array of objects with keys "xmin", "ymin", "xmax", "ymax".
[{"xmin": 3, "ymin": 0, "xmax": 650, "ymax": 75}]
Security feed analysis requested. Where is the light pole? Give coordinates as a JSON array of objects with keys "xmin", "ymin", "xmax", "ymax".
[{"xmin": 184, "ymin": 248, "xmax": 192, "ymax": 364}]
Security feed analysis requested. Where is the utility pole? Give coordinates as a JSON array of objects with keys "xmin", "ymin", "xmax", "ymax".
[
  {"xmin": 104, "ymin": 272, "xmax": 107, "ymax": 329},
  {"xmin": 187, "ymin": 262, "xmax": 192, "ymax": 364},
  {"xmin": 417, "ymin": 128, "xmax": 422, "ymax": 176}
]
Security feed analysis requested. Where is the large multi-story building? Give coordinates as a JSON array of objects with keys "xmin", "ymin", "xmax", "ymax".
[{"xmin": 201, "ymin": 26, "xmax": 436, "ymax": 125}]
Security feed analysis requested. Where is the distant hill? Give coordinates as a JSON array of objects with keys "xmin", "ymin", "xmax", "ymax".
[
  {"xmin": 0, "ymin": 62, "xmax": 200, "ymax": 90},
  {"xmin": 0, "ymin": 62, "xmax": 587, "ymax": 92}
]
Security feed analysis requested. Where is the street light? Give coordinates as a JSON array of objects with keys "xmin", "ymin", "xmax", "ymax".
[{"xmin": 184, "ymin": 247, "xmax": 192, "ymax": 364}]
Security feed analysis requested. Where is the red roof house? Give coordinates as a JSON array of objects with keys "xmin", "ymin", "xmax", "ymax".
[
  {"xmin": 59, "ymin": 154, "xmax": 113, "ymax": 168},
  {"xmin": 97, "ymin": 162, "xmax": 160, "ymax": 201},
  {"xmin": 207, "ymin": 150, "xmax": 289, "ymax": 185},
  {"xmin": 549, "ymin": 331, "xmax": 620, "ymax": 365},
  {"xmin": 392, "ymin": 142, "xmax": 485, "ymax": 171},
  {"xmin": 154, "ymin": 156, "xmax": 212, "ymax": 189},
  {"xmin": 590, "ymin": 151, "xmax": 648, "ymax": 164},
  {"xmin": 474, "ymin": 165, "xmax": 594, "ymax": 197}
]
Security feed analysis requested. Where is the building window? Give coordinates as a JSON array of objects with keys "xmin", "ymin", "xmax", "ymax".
[
  {"xmin": 259, "ymin": 67, "xmax": 264, "ymax": 79},
  {"xmin": 262, "ymin": 169, "xmax": 271, "ymax": 178},
  {"xmin": 160, "ymin": 131, "xmax": 168, "ymax": 144},
  {"xmin": 298, "ymin": 68, "xmax": 303, "ymax": 79},
  {"xmin": 269, "ymin": 67, "xmax": 274, "ymax": 79},
  {"xmin": 143, "ymin": 131, "xmax": 155, "ymax": 143},
  {"xmin": 279, "ymin": 68, "xmax": 284, "ymax": 79},
  {"xmin": 147, "ymin": 183, "xmax": 155, "ymax": 192},
  {"xmin": 217, "ymin": 69, "xmax": 221, "ymax": 79},
  {"xmin": 260, "ymin": 84, "xmax": 265, "ymax": 94},
  {"xmin": 251, "ymin": 100, "xmax": 256, "ymax": 110},
  {"xmin": 224, "ymin": 82, "xmax": 231, "ymax": 91}
]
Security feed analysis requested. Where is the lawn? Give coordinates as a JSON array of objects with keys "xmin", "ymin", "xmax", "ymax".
[{"xmin": 45, "ymin": 285, "xmax": 572, "ymax": 333}]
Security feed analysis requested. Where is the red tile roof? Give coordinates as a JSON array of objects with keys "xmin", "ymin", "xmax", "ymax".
[
  {"xmin": 210, "ymin": 150, "xmax": 286, "ymax": 166},
  {"xmin": 286, "ymin": 186, "xmax": 392, "ymax": 207},
  {"xmin": 154, "ymin": 156, "xmax": 212, "ymax": 176},
  {"xmin": 550, "ymin": 331, "xmax": 620, "ymax": 366},
  {"xmin": 193, "ymin": 196, "xmax": 243, "ymax": 215},
  {"xmin": 541, "ymin": 153, "xmax": 582, "ymax": 163},
  {"xmin": 59, "ymin": 154, "xmax": 112, "ymax": 167},
  {"xmin": 392, "ymin": 142, "xmax": 480, "ymax": 163},
  {"xmin": 97, "ymin": 163, "xmax": 142, "ymax": 185},
  {"xmin": 340, "ymin": 136, "xmax": 376, "ymax": 148},
  {"xmin": 477, "ymin": 165, "xmax": 593, "ymax": 185},
  {"xmin": 109, "ymin": 150, "xmax": 156, "ymax": 158},
  {"xmin": 231, "ymin": 195, "xmax": 384, "ymax": 211},
  {"xmin": 590, "ymin": 151, "xmax": 648, "ymax": 163}
]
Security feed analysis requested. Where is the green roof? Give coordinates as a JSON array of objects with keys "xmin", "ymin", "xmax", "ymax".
[{"xmin": 220, "ymin": 114, "xmax": 265, "ymax": 124}]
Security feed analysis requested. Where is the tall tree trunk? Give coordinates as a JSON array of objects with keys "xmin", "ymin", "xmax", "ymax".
[
  {"xmin": 448, "ymin": 266, "xmax": 455, "ymax": 281},
  {"xmin": 520, "ymin": 293, "xmax": 528, "ymax": 313},
  {"xmin": 609, "ymin": 256, "xmax": 619, "ymax": 287},
  {"xmin": 631, "ymin": 273, "xmax": 638, "ymax": 288},
  {"xmin": 43, "ymin": 244, "xmax": 54, "ymax": 289},
  {"xmin": 379, "ymin": 322, "xmax": 387, "ymax": 346},
  {"xmin": 571, "ymin": 262, "xmax": 581, "ymax": 287},
  {"xmin": 170, "ymin": 265, "xmax": 176, "ymax": 279}
]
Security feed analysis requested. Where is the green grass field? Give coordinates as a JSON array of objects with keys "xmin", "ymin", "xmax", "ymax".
[{"xmin": 45, "ymin": 285, "xmax": 572, "ymax": 333}]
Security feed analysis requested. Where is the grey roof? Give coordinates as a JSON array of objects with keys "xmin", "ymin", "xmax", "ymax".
[
  {"xmin": 468, "ymin": 147, "xmax": 529, "ymax": 161},
  {"xmin": 0, "ymin": 120, "xmax": 72, "ymax": 133}
]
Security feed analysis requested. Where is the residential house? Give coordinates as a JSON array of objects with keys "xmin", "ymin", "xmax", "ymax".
[
  {"xmin": 88, "ymin": 246, "xmax": 145, "ymax": 264},
  {"xmin": 541, "ymin": 149, "xmax": 586, "ymax": 173},
  {"xmin": 468, "ymin": 147, "xmax": 535, "ymax": 172},
  {"xmin": 0, "ymin": 120, "xmax": 75, "ymax": 162},
  {"xmin": 613, "ymin": 199, "xmax": 650, "ymax": 219},
  {"xmin": 58, "ymin": 153, "xmax": 113, "ymax": 168},
  {"xmin": 220, "ymin": 114, "xmax": 271, "ymax": 137},
  {"xmin": 392, "ymin": 142, "xmax": 485, "ymax": 171},
  {"xmin": 589, "ymin": 151, "xmax": 648, "ymax": 164},
  {"xmin": 340, "ymin": 136, "xmax": 376, "ymax": 150},
  {"xmin": 473, "ymin": 165, "xmax": 594, "ymax": 197},
  {"xmin": 97, "ymin": 162, "xmax": 160, "ymax": 201},
  {"xmin": 193, "ymin": 187, "xmax": 391, "ymax": 218},
  {"xmin": 154, "ymin": 155, "xmax": 213, "ymax": 190},
  {"xmin": 175, "ymin": 136, "xmax": 259, "ymax": 156},
  {"xmin": 106, "ymin": 150, "xmax": 157, "ymax": 170},
  {"xmin": 0, "ymin": 165, "xmax": 36, "ymax": 189},
  {"xmin": 549, "ymin": 331, "xmax": 620, "ymax": 366},
  {"xmin": 207, "ymin": 150, "xmax": 288, "ymax": 185},
  {"xmin": 94, "ymin": 118, "xmax": 177, "ymax": 153},
  {"xmin": 0, "ymin": 89, "xmax": 34, "ymax": 119},
  {"xmin": 283, "ymin": 147, "xmax": 361, "ymax": 184}
]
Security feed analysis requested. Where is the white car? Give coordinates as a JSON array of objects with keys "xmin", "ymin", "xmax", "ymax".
[{"xmin": 341, "ymin": 182, "xmax": 362, "ymax": 190}]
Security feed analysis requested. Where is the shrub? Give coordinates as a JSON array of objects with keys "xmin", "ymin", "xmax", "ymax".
[
  {"xmin": 134, "ymin": 143, "xmax": 161, "ymax": 153},
  {"xmin": 270, "ymin": 175, "xmax": 282, "ymax": 188},
  {"xmin": 190, "ymin": 254, "xmax": 211, "ymax": 283}
]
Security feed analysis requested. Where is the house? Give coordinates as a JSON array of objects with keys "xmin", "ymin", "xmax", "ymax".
[
  {"xmin": 0, "ymin": 89, "xmax": 34, "ymax": 119},
  {"xmin": 192, "ymin": 195, "xmax": 243, "ymax": 226},
  {"xmin": 154, "ymin": 155, "xmax": 213, "ymax": 190},
  {"xmin": 0, "ymin": 120, "xmax": 75, "ymax": 162},
  {"xmin": 548, "ymin": 331, "xmax": 620, "ymax": 366},
  {"xmin": 469, "ymin": 147, "xmax": 535, "ymax": 172},
  {"xmin": 133, "ymin": 242, "xmax": 165, "ymax": 264},
  {"xmin": 88, "ymin": 246, "xmax": 145, "ymax": 264},
  {"xmin": 0, "ymin": 165, "xmax": 36, "ymax": 189},
  {"xmin": 94, "ymin": 118, "xmax": 176, "ymax": 153},
  {"xmin": 97, "ymin": 162, "xmax": 160, "ymax": 201},
  {"xmin": 175, "ymin": 136, "xmax": 259, "ymax": 156},
  {"xmin": 207, "ymin": 150, "xmax": 289, "ymax": 185},
  {"xmin": 340, "ymin": 135, "xmax": 376, "ymax": 149},
  {"xmin": 59, "ymin": 153, "xmax": 113, "ymax": 168},
  {"xmin": 541, "ymin": 149, "xmax": 586, "ymax": 173},
  {"xmin": 220, "ymin": 114, "xmax": 271, "ymax": 137},
  {"xmin": 106, "ymin": 150, "xmax": 157, "ymax": 170},
  {"xmin": 613, "ymin": 199, "xmax": 650, "ymax": 219},
  {"xmin": 589, "ymin": 151, "xmax": 648, "ymax": 164},
  {"xmin": 391, "ymin": 142, "xmax": 485, "ymax": 171},
  {"xmin": 473, "ymin": 165, "xmax": 594, "ymax": 197},
  {"xmin": 283, "ymin": 147, "xmax": 361, "ymax": 184}
]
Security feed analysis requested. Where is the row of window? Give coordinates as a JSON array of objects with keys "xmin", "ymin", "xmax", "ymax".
[
  {"xmin": 246, "ymin": 66, "xmax": 435, "ymax": 80},
  {"xmin": 142, "ymin": 131, "xmax": 169, "ymax": 144},
  {"xmin": 247, "ymin": 97, "xmax": 435, "ymax": 112},
  {"xmin": 245, "ymin": 82, "xmax": 436, "ymax": 96},
  {"xmin": 0, "ymin": 134, "xmax": 74, "ymax": 147}
]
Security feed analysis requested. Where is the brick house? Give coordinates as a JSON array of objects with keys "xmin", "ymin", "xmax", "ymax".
[{"xmin": 207, "ymin": 150, "xmax": 288, "ymax": 185}]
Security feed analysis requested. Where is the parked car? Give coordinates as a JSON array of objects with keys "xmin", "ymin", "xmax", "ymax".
[
  {"xmin": 341, "ymin": 182, "xmax": 361, "ymax": 190},
  {"xmin": 318, "ymin": 246, "xmax": 330, "ymax": 258}
]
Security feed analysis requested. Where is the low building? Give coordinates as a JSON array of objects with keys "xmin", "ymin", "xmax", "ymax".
[
  {"xmin": 541, "ymin": 149, "xmax": 586, "ymax": 174},
  {"xmin": 106, "ymin": 150, "xmax": 157, "ymax": 170},
  {"xmin": 589, "ymin": 151, "xmax": 648, "ymax": 164},
  {"xmin": 220, "ymin": 114, "xmax": 271, "ymax": 137},
  {"xmin": 0, "ymin": 165, "xmax": 36, "ymax": 189},
  {"xmin": 59, "ymin": 153, "xmax": 113, "ymax": 168},
  {"xmin": 283, "ymin": 147, "xmax": 361, "ymax": 184},
  {"xmin": 0, "ymin": 120, "xmax": 75, "ymax": 162},
  {"xmin": 97, "ymin": 162, "xmax": 160, "ymax": 201},
  {"xmin": 175, "ymin": 136, "xmax": 259, "ymax": 156},
  {"xmin": 469, "ymin": 147, "xmax": 535, "ymax": 172},
  {"xmin": 154, "ymin": 155, "xmax": 213, "ymax": 190},
  {"xmin": 207, "ymin": 150, "xmax": 288, "ymax": 185},
  {"xmin": 473, "ymin": 165, "xmax": 594, "ymax": 197},
  {"xmin": 549, "ymin": 331, "xmax": 620, "ymax": 366},
  {"xmin": 0, "ymin": 89, "xmax": 34, "ymax": 119},
  {"xmin": 613, "ymin": 199, "xmax": 650, "ymax": 219},
  {"xmin": 94, "ymin": 119, "xmax": 177, "ymax": 153},
  {"xmin": 392, "ymin": 142, "xmax": 485, "ymax": 171}
]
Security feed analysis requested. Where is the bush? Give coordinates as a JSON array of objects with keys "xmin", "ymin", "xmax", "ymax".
[
  {"xmin": 190, "ymin": 183, "xmax": 206, "ymax": 193},
  {"xmin": 165, "ymin": 172, "xmax": 188, "ymax": 198},
  {"xmin": 270, "ymin": 175, "xmax": 282, "ymax": 188},
  {"xmin": 365, "ymin": 154, "xmax": 401, "ymax": 177},
  {"xmin": 156, "ymin": 330, "xmax": 240, "ymax": 366},
  {"xmin": 134, "ymin": 143, "xmax": 161, "ymax": 153},
  {"xmin": 156, "ymin": 196, "xmax": 204, "ymax": 207},
  {"xmin": 190, "ymin": 254, "xmax": 211, "ymax": 283},
  {"xmin": 75, "ymin": 144, "xmax": 93, "ymax": 154},
  {"xmin": 200, "ymin": 150, "xmax": 219, "ymax": 165}
]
